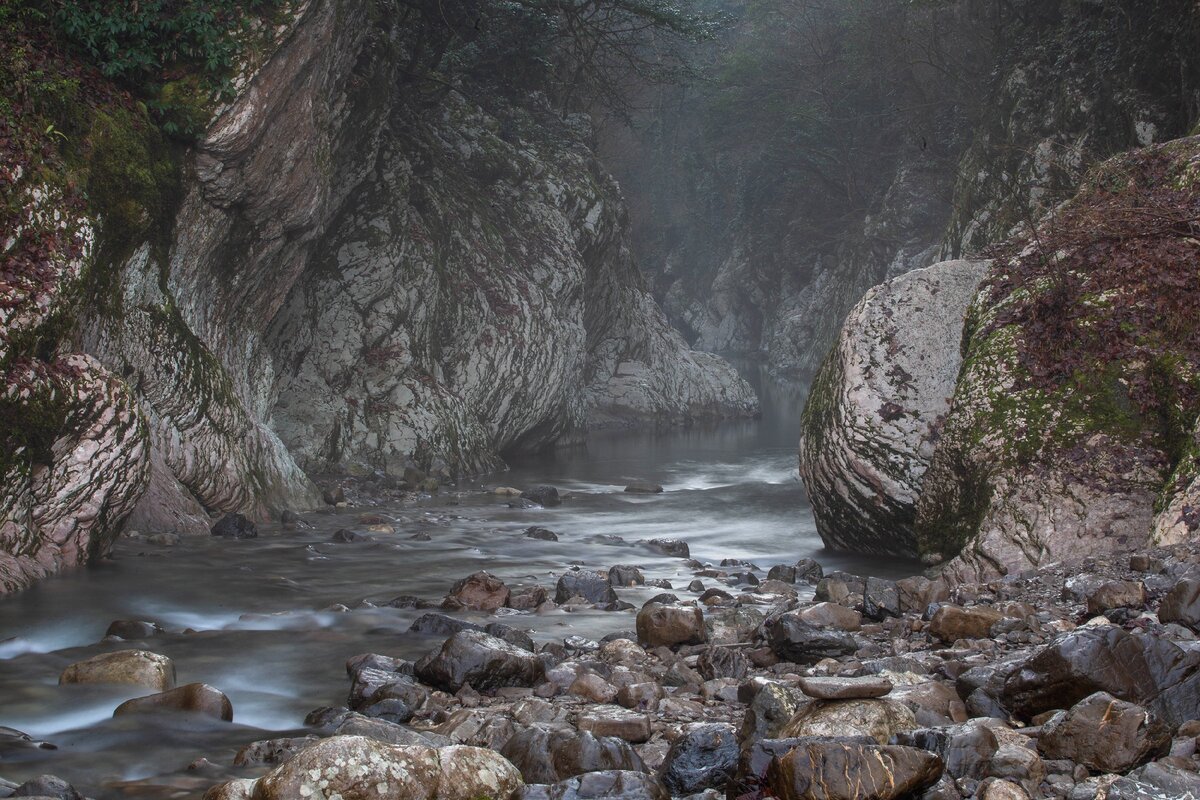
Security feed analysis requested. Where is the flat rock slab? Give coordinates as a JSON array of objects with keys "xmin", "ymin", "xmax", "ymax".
[{"xmin": 799, "ymin": 676, "xmax": 893, "ymax": 700}]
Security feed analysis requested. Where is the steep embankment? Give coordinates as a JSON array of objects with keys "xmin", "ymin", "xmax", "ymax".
[
  {"xmin": 801, "ymin": 137, "xmax": 1200, "ymax": 579},
  {"xmin": 0, "ymin": 0, "xmax": 755, "ymax": 591}
]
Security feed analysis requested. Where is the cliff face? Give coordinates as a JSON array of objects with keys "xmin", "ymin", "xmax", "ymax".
[
  {"xmin": 0, "ymin": 0, "xmax": 756, "ymax": 590},
  {"xmin": 610, "ymin": 0, "xmax": 1200, "ymax": 377}
]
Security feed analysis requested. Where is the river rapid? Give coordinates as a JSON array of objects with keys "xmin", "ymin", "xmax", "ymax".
[{"xmin": 0, "ymin": 366, "xmax": 914, "ymax": 798}]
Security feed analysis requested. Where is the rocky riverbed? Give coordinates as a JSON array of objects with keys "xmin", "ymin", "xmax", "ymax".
[{"xmin": 6, "ymin": 469, "xmax": 1200, "ymax": 799}]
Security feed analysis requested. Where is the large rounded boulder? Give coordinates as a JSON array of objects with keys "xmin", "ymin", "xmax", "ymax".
[{"xmin": 798, "ymin": 259, "xmax": 989, "ymax": 557}]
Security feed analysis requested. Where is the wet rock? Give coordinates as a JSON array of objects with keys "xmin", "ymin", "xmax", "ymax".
[
  {"xmin": 556, "ymin": 569, "xmax": 618, "ymax": 605},
  {"xmin": 322, "ymin": 486, "xmax": 346, "ymax": 505},
  {"xmin": 862, "ymin": 577, "xmax": 900, "ymax": 620},
  {"xmin": 928, "ymin": 604, "xmax": 1004, "ymax": 642},
  {"xmin": 210, "ymin": 513, "xmax": 258, "ymax": 539},
  {"xmin": 768, "ymin": 613, "xmax": 859, "ymax": 663},
  {"xmin": 1001, "ymin": 624, "xmax": 1200, "ymax": 726},
  {"xmin": 814, "ymin": 572, "xmax": 866, "ymax": 608},
  {"xmin": 113, "ymin": 682, "xmax": 233, "ymax": 721},
  {"xmin": 409, "ymin": 531, "xmax": 433, "ymax": 541},
  {"xmin": 1085, "ymin": 580, "xmax": 1146, "ymax": 616},
  {"xmin": 510, "ymin": 586, "xmax": 551, "ymax": 610},
  {"xmin": 487, "ymin": 622, "xmax": 536, "ymax": 652},
  {"xmin": 415, "ymin": 630, "xmax": 546, "ymax": 692},
  {"xmin": 329, "ymin": 527, "xmax": 372, "ymax": 543},
  {"xmin": 976, "ymin": 778, "xmax": 1029, "ymax": 800},
  {"xmin": 1158, "ymin": 578, "xmax": 1200, "ymax": 630},
  {"xmin": 335, "ymin": 714, "xmax": 445, "ymax": 747},
  {"xmin": 203, "ymin": 778, "xmax": 256, "ymax": 800},
  {"xmin": 1038, "ymin": 691, "xmax": 1170, "ymax": 773},
  {"xmin": 895, "ymin": 575, "xmax": 949, "ymax": 613},
  {"xmin": 687, "ymin": 578, "xmax": 705, "ymax": 593},
  {"xmin": 569, "ymin": 672, "xmax": 619, "ymax": 703},
  {"xmin": 608, "ymin": 565, "xmax": 645, "ymax": 587},
  {"xmin": 577, "ymin": 705, "xmax": 653, "ymax": 743},
  {"xmin": 501, "ymin": 725, "xmax": 645, "ymax": 784},
  {"xmin": 248, "ymin": 736, "xmax": 522, "ymax": 800},
  {"xmin": 59, "ymin": 650, "xmax": 175, "ymax": 691},
  {"xmin": 408, "ymin": 612, "xmax": 484, "ymax": 637},
  {"xmin": 798, "ymin": 675, "xmax": 892, "ymax": 700},
  {"xmin": 510, "ymin": 498, "xmax": 542, "ymax": 509},
  {"xmin": 636, "ymin": 603, "xmax": 706, "ymax": 648},
  {"xmin": 766, "ymin": 740, "xmax": 944, "ymax": 800},
  {"xmin": 658, "ymin": 723, "xmax": 738, "ymax": 795},
  {"xmin": 528, "ymin": 770, "xmax": 669, "ymax": 800},
  {"xmin": 10, "ymin": 775, "xmax": 84, "ymax": 799},
  {"xmin": 794, "ymin": 558, "xmax": 824, "ymax": 584},
  {"xmin": 348, "ymin": 667, "xmax": 427, "ymax": 718},
  {"xmin": 624, "ymin": 483, "xmax": 663, "ymax": 494},
  {"xmin": 522, "ymin": 486, "xmax": 562, "ymax": 507},
  {"xmin": 895, "ymin": 721, "xmax": 999, "ymax": 782},
  {"xmin": 781, "ymin": 698, "xmax": 917, "ymax": 744},
  {"xmin": 1105, "ymin": 762, "xmax": 1200, "ymax": 799},
  {"xmin": 617, "ymin": 682, "xmax": 664, "ymax": 711},
  {"xmin": 767, "ymin": 565, "xmax": 800, "ymax": 583},
  {"xmin": 706, "ymin": 606, "xmax": 765, "ymax": 645},
  {"xmin": 795, "ymin": 602, "xmax": 861, "ymax": 632},
  {"xmin": 446, "ymin": 571, "xmax": 511, "ymax": 612},
  {"xmin": 598, "ymin": 639, "xmax": 647, "ymax": 665},
  {"xmin": 104, "ymin": 620, "xmax": 164, "ymax": 639},
  {"xmin": 696, "ymin": 646, "xmax": 748, "ymax": 681},
  {"xmin": 526, "ymin": 526, "xmax": 560, "ymax": 541},
  {"xmin": 739, "ymin": 683, "xmax": 801, "ymax": 745},
  {"xmin": 642, "ymin": 538, "xmax": 689, "ymax": 558},
  {"xmin": 233, "ymin": 736, "xmax": 319, "ymax": 766}
]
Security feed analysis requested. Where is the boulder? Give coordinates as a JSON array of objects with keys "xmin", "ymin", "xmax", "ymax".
[
  {"xmin": 608, "ymin": 565, "xmax": 645, "ymax": 587},
  {"xmin": 696, "ymin": 646, "xmax": 749, "ymax": 681},
  {"xmin": 113, "ymin": 682, "xmax": 233, "ymax": 721},
  {"xmin": 862, "ymin": 577, "xmax": 900, "ymax": 620},
  {"xmin": 798, "ymin": 259, "xmax": 990, "ymax": 557},
  {"xmin": 658, "ymin": 723, "xmax": 738, "ymax": 795},
  {"xmin": 928, "ymin": 604, "xmax": 1004, "ymax": 642},
  {"xmin": 104, "ymin": 620, "xmax": 164, "ymax": 639},
  {"xmin": 59, "ymin": 650, "xmax": 175, "ymax": 691},
  {"xmin": 528, "ymin": 771, "xmax": 669, "ymax": 800},
  {"xmin": 636, "ymin": 603, "xmax": 706, "ymax": 648},
  {"xmin": 210, "ymin": 513, "xmax": 258, "ymax": 539},
  {"xmin": 10, "ymin": 775, "xmax": 85, "ymax": 800},
  {"xmin": 233, "ymin": 736, "xmax": 319, "ymax": 766},
  {"xmin": 795, "ymin": 602, "xmax": 861, "ymax": 632},
  {"xmin": 576, "ymin": 706, "xmax": 652, "ymax": 743},
  {"xmin": 740, "ymin": 682, "xmax": 801, "ymax": 745},
  {"xmin": 1158, "ymin": 578, "xmax": 1200, "ymax": 630},
  {"xmin": 415, "ymin": 630, "xmax": 545, "ymax": 692},
  {"xmin": 408, "ymin": 613, "xmax": 483, "ymax": 637},
  {"xmin": 641, "ymin": 538, "xmax": 689, "ymax": 558},
  {"xmin": 500, "ymin": 725, "xmax": 645, "ymax": 784},
  {"xmin": 1001, "ymin": 624, "xmax": 1200, "ymax": 727},
  {"xmin": 780, "ymin": 699, "xmax": 917, "ymax": 745},
  {"xmin": 526, "ymin": 526, "xmax": 559, "ymax": 541},
  {"xmin": 1085, "ymin": 580, "xmax": 1146, "ymax": 616},
  {"xmin": 768, "ymin": 613, "xmax": 859, "ymax": 663},
  {"xmin": 246, "ymin": 736, "xmax": 523, "ymax": 800},
  {"xmin": 446, "ymin": 571, "xmax": 511, "ymax": 611},
  {"xmin": 766, "ymin": 740, "xmax": 944, "ymax": 800},
  {"xmin": 1038, "ymin": 691, "xmax": 1170, "ymax": 773},
  {"xmin": 521, "ymin": 486, "xmax": 562, "ymax": 507},
  {"xmin": 556, "ymin": 570, "xmax": 618, "ymax": 605}
]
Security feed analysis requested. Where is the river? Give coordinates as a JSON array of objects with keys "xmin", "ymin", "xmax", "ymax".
[{"xmin": 0, "ymin": 365, "xmax": 912, "ymax": 798}]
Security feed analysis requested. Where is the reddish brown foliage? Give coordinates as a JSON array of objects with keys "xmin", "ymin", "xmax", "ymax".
[{"xmin": 981, "ymin": 142, "xmax": 1200, "ymax": 418}]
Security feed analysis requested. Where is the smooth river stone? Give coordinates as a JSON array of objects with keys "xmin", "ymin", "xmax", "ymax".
[{"xmin": 799, "ymin": 675, "xmax": 894, "ymax": 700}]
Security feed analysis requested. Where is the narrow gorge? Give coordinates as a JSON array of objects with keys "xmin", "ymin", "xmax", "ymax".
[{"xmin": 1, "ymin": 1, "xmax": 1200, "ymax": 799}]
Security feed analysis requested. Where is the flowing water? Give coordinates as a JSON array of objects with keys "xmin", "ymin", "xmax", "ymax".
[{"xmin": 0, "ymin": 365, "xmax": 913, "ymax": 797}]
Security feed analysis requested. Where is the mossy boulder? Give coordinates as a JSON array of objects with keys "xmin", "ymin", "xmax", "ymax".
[{"xmin": 915, "ymin": 137, "xmax": 1200, "ymax": 580}]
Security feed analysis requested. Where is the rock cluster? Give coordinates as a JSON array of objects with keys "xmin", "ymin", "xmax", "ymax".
[{"xmin": 182, "ymin": 539, "xmax": 1200, "ymax": 800}]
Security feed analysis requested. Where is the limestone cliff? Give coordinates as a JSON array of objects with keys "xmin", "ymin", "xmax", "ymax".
[{"xmin": 0, "ymin": 0, "xmax": 755, "ymax": 590}]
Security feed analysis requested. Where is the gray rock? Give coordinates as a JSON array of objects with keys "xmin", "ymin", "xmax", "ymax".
[
  {"xmin": 798, "ymin": 259, "xmax": 990, "ymax": 557},
  {"xmin": 798, "ymin": 675, "xmax": 893, "ymax": 700},
  {"xmin": 1038, "ymin": 691, "xmax": 1170, "ymax": 773},
  {"xmin": 414, "ymin": 630, "xmax": 546, "ymax": 692},
  {"xmin": 557, "ymin": 570, "xmax": 618, "ymax": 605},
  {"xmin": 768, "ymin": 612, "xmax": 859, "ymax": 663},
  {"xmin": 501, "ymin": 725, "xmax": 645, "ymax": 784},
  {"xmin": 658, "ymin": 723, "xmax": 738, "ymax": 795}
]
